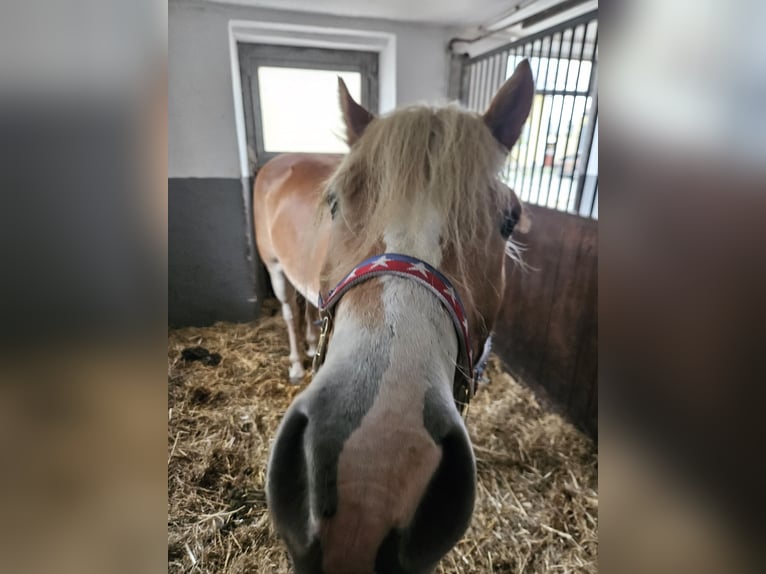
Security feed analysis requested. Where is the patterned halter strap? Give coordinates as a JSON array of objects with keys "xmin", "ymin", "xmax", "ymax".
[{"xmin": 313, "ymin": 253, "xmax": 492, "ymax": 413}]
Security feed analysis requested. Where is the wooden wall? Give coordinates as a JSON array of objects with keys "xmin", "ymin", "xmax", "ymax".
[{"xmin": 493, "ymin": 206, "xmax": 598, "ymax": 439}]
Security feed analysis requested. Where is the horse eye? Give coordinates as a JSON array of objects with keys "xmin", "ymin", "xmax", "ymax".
[
  {"xmin": 327, "ymin": 194, "xmax": 338, "ymax": 219},
  {"xmin": 500, "ymin": 209, "xmax": 519, "ymax": 238}
]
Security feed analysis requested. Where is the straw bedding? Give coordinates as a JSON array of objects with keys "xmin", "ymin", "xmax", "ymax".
[{"xmin": 168, "ymin": 299, "xmax": 597, "ymax": 573}]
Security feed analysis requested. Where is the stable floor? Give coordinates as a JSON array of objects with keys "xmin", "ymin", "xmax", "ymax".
[{"xmin": 168, "ymin": 299, "xmax": 597, "ymax": 573}]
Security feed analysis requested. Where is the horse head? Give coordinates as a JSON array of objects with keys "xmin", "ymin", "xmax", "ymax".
[{"xmin": 267, "ymin": 60, "xmax": 534, "ymax": 574}]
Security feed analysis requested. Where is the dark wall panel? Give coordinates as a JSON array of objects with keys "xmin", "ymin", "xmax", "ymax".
[
  {"xmin": 493, "ymin": 206, "xmax": 598, "ymax": 438},
  {"xmin": 169, "ymin": 178, "xmax": 262, "ymax": 327}
]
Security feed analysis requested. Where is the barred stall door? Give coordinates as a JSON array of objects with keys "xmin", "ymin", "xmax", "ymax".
[{"xmin": 462, "ymin": 11, "xmax": 598, "ymax": 219}]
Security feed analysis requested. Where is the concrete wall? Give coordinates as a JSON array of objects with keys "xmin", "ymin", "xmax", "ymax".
[
  {"xmin": 169, "ymin": 0, "xmax": 454, "ymax": 178},
  {"xmin": 169, "ymin": 0, "xmax": 454, "ymax": 326}
]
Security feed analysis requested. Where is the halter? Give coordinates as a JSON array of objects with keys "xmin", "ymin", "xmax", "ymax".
[{"xmin": 312, "ymin": 253, "xmax": 492, "ymax": 413}]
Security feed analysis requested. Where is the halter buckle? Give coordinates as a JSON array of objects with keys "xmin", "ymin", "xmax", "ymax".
[
  {"xmin": 454, "ymin": 376, "xmax": 473, "ymax": 417},
  {"xmin": 311, "ymin": 314, "xmax": 331, "ymax": 375}
]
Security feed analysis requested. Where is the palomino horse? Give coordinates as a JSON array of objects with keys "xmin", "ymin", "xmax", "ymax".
[{"xmin": 254, "ymin": 60, "xmax": 534, "ymax": 573}]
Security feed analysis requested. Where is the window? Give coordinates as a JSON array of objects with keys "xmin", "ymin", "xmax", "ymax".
[
  {"xmin": 257, "ymin": 67, "xmax": 362, "ymax": 154},
  {"xmin": 238, "ymin": 44, "xmax": 378, "ymax": 170}
]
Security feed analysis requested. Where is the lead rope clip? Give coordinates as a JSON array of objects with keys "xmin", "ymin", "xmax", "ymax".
[{"xmin": 311, "ymin": 314, "xmax": 331, "ymax": 375}]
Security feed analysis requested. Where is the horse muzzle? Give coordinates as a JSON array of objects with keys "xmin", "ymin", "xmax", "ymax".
[{"xmin": 266, "ymin": 389, "xmax": 476, "ymax": 574}]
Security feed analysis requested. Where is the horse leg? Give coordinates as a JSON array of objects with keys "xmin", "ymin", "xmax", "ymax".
[
  {"xmin": 305, "ymin": 303, "xmax": 319, "ymax": 358},
  {"xmin": 267, "ymin": 263, "xmax": 305, "ymax": 383}
]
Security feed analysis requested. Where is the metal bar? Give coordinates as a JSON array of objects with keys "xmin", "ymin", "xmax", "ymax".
[
  {"xmin": 561, "ymin": 22, "xmax": 598, "ymax": 215},
  {"xmin": 466, "ymin": 10, "xmax": 598, "ymax": 64},
  {"xmin": 471, "ymin": 60, "xmax": 481, "ymax": 111},
  {"xmin": 464, "ymin": 64, "xmax": 474, "ymax": 110},
  {"xmin": 525, "ymin": 33, "xmax": 549, "ymax": 205},
  {"xmin": 501, "ymin": 49, "xmax": 515, "ymax": 185},
  {"xmin": 490, "ymin": 55, "xmax": 500, "ymax": 109},
  {"xmin": 468, "ymin": 63, "xmax": 479, "ymax": 110},
  {"xmin": 570, "ymin": 22, "xmax": 599, "ymax": 213},
  {"xmin": 512, "ymin": 46, "xmax": 528, "ymax": 191},
  {"xmin": 464, "ymin": 63, "xmax": 471, "ymax": 108},
  {"xmin": 576, "ymin": 105, "xmax": 598, "ymax": 216},
  {"xmin": 476, "ymin": 58, "xmax": 488, "ymax": 112},
  {"xmin": 532, "ymin": 30, "xmax": 561, "ymax": 207},
  {"xmin": 484, "ymin": 56, "xmax": 493, "ymax": 107},
  {"xmin": 505, "ymin": 50, "xmax": 516, "ymax": 185},
  {"xmin": 458, "ymin": 54, "xmax": 470, "ymax": 106},
  {"xmin": 497, "ymin": 52, "xmax": 505, "ymax": 87},
  {"xmin": 472, "ymin": 62, "xmax": 481, "ymax": 110},
  {"xmin": 589, "ymin": 175, "xmax": 598, "ymax": 218},
  {"xmin": 482, "ymin": 56, "xmax": 494, "ymax": 111},
  {"xmin": 517, "ymin": 40, "xmax": 543, "ymax": 202},
  {"xmin": 493, "ymin": 51, "xmax": 510, "ymax": 182},
  {"xmin": 527, "ymin": 35, "xmax": 552, "ymax": 205},
  {"xmin": 488, "ymin": 53, "xmax": 498, "ymax": 107},
  {"xmin": 535, "ymin": 88, "xmax": 591, "ymax": 96},
  {"xmin": 520, "ymin": 0, "xmax": 594, "ymax": 29},
  {"xmin": 512, "ymin": 45, "xmax": 528, "ymax": 196},
  {"xmin": 550, "ymin": 24, "xmax": 578, "ymax": 210},
  {"xmin": 483, "ymin": 56, "xmax": 493, "ymax": 109},
  {"xmin": 497, "ymin": 51, "xmax": 507, "ymax": 90}
]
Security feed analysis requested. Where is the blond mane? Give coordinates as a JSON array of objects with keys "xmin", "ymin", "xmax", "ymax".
[{"xmin": 323, "ymin": 104, "xmax": 522, "ymax": 294}]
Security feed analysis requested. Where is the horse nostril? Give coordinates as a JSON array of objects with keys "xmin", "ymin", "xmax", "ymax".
[
  {"xmin": 266, "ymin": 408, "xmax": 311, "ymax": 553},
  {"xmin": 375, "ymin": 529, "xmax": 405, "ymax": 573},
  {"xmin": 400, "ymin": 427, "xmax": 476, "ymax": 571}
]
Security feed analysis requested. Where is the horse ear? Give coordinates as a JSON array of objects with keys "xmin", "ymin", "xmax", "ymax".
[
  {"xmin": 338, "ymin": 77, "xmax": 375, "ymax": 146},
  {"xmin": 483, "ymin": 59, "xmax": 535, "ymax": 150}
]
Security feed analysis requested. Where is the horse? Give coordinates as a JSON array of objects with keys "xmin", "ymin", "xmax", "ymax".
[{"xmin": 253, "ymin": 60, "xmax": 534, "ymax": 574}]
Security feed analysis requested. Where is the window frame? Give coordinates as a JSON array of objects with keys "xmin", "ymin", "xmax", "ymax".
[{"xmin": 238, "ymin": 44, "xmax": 379, "ymax": 170}]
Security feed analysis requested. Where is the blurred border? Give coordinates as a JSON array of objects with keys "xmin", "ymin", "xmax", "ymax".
[
  {"xmin": 0, "ymin": 0, "xmax": 167, "ymax": 572},
  {"xmin": 1, "ymin": 0, "xmax": 765, "ymax": 571},
  {"xmin": 601, "ymin": 0, "xmax": 765, "ymax": 570}
]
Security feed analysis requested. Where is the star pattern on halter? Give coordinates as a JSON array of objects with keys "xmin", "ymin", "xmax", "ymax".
[
  {"xmin": 443, "ymin": 286, "xmax": 458, "ymax": 306},
  {"xmin": 371, "ymin": 255, "xmax": 390, "ymax": 269},
  {"xmin": 407, "ymin": 261, "xmax": 429, "ymax": 277}
]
